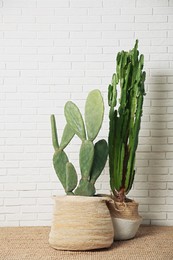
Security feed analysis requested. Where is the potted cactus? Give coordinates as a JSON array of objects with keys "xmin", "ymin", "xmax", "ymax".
[
  {"xmin": 49, "ymin": 89, "xmax": 114, "ymax": 251},
  {"xmin": 107, "ymin": 40, "xmax": 146, "ymax": 240}
]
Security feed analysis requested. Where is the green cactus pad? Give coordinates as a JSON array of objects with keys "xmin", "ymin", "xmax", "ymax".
[
  {"xmin": 74, "ymin": 179, "xmax": 95, "ymax": 196},
  {"xmin": 53, "ymin": 150, "xmax": 68, "ymax": 189},
  {"xmin": 90, "ymin": 139, "xmax": 108, "ymax": 184},
  {"xmin": 85, "ymin": 89, "xmax": 104, "ymax": 141},
  {"xmin": 51, "ymin": 115, "xmax": 59, "ymax": 150},
  {"xmin": 79, "ymin": 140, "xmax": 94, "ymax": 180},
  {"xmin": 60, "ymin": 124, "xmax": 75, "ymax": 150},
  {"xmin": 66, "ymin": 162, "xmax": 78, "ymax": 193},
  {"xmin": 64, "ymin": 101, "xmax": 86, "ymax": 141}
]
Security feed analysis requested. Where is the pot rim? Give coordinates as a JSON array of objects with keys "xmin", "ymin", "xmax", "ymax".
[{"xmin": 52, "ymin": 194, "xmax": 112, "ymax": 202}]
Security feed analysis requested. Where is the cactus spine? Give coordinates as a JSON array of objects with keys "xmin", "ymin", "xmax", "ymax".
[
  {"xmin": 108, "ymin": 40, "xmax": 146, "ymax": 202},
  {"xmin": 51, "ymin": 90, "xmax": 108, "ymax": 196}
]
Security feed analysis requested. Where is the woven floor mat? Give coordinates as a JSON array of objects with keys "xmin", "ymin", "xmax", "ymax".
[{"xmin": 0, "ymin": 225, "xmax": 173, "ymax": 260}]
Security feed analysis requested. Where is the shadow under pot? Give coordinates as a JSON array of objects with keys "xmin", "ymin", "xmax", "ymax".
[{"xmin": 49, "ymin": 195, "xmax": 114, "ymax": 251}]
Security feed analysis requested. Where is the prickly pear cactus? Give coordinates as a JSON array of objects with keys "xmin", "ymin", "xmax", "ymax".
[
  {"xmin": 51, "ymin": 89, "xmax": 108, "ymax": 196},
  {"xmin": 108, "ymin": 40, "xmax": 146, "ymax": 201},
  {"xmin": 64, "ymin": 89, "xmax": 108, "ymax": 196}
]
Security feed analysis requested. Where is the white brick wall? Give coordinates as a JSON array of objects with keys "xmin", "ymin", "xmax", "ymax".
[{"xmin": 0, "ymin": 0, "xmax": 173, "ymax": 226}]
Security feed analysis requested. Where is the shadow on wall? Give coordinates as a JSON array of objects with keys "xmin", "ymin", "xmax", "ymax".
[{"xmin": 129, "ymin": 72, "xmax": 171, "ymax": 225}]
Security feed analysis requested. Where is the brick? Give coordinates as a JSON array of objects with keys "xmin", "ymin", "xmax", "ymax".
[
  {"xmin": 102, "ymin": 15, "xmax": 134, "ymax": 23},
  {"xmin": 134, "ymin": 182, "xmax": 166, "ymax": 190},
  {"xmin": 55, "ymin": 8, "xmax": 87, "ymax": 16},
  {"xmin": 149, "ymin": 190, "xmax": 168, "ymax": 197},
  {"xmin": 70, "ymin": 32, "xmax": 101, "ymax": 39},
  {"xmin": 137, "ymin": 198, "xmax": 166, "ymax": 205},
  {"xmin": 103, "ymin": 0, "xmax": 135, "ymax": 7},
  {"xmin": 36, "ymin": 16, "xmax": 68, "ymax": 24},
  {"xmin": 69, "ymin": 16, "xmax": 101, "ymax": 24},
  {"xmin": 153, "ymin": 7, "xmax": 173, "ymax": 14},
  {"xmin": 168, "ymin": 137, "xmax": 173, "ymax": 144},
  {"xmin": 88, "ymin": 8, "xmax": 120, "ymax": 15},
  {"xmin": 149, "ymin": 160, "xmax": 173, "ymax": 167},
  {"xmin": 37, "ymin": 32, "xmax": 69, "ymax": 39},
  {"xmin": 151, "ymin": 220, "xmax": 173, "ymax": 226},
  {"xmin": 37, "ymin": 0, "xmax": 69, "ymax": 8},
  {"xmin": 4, "ymin": 16, "xmax": 35, "ymax": 23},
  {"xmin": 71, "ymin": 0, "xmax": 102, "ymax": 7},
  {"xmin": 135, "ymin": 15, "xmax": 167, "ymax": 23},
  {"xmin": 142, "ymin": 212, "xmax": 166, "ymax": 220},
  {"xmin": 151, "ymin": 130, "xmax": 173, "ymax": 137},
  {"xmin": 137, "ymin": 0, "xmax": 168, "ymax": 6},
  {"xmin": 121, "ymin": 8, "xmax": 152, "ymax": 15}
]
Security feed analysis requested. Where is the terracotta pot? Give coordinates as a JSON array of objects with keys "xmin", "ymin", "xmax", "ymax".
[
  {"xmin": 107, "ymin": 199, "xmax": 142, "ymax": 240},
  {"xmin": 49, "ymin": 196, "xmax": 114, "ymax": 251}
]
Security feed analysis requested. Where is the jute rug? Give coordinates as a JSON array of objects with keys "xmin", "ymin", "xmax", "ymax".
[{"xmin": 0, "ymin": 225, "xmax": 173, "ymax": 260}]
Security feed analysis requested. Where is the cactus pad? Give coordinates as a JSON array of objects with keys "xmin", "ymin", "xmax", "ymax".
[
  {"xmin": 85, "ymin": 89, "xmax": 104, "ymax": 141},
  {"xmin": 66, "ymin": 162, "xmax": 78, "ymax": 193},
  {"xmin": 79, "ymin": 140, "xmax": 94, "ymax": 180},
  {"xmin": 64, "ymin": 101, "xmax": 86, "ymax": 140},
  {"xmin": 74, "ymin": 179, "xmax": 95, "ymax": 196},
  {"xmin": 51, "ymin": 115, "xmax": 59, "ymax": 150},
  {"xmin": 53, "ymin": 150, "xmax": 68, "ymax": 190},
  {"xmin": 90, "ymin": 139, "xmax": 108, "ymax": 184},
  {"xmin": 60, "ymin": 124, "xmax": 75, "ymax": 150}
]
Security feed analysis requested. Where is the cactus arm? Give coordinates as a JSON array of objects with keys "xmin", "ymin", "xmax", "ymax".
[
  {"xmin": 85, "ymin": 89, "xmax": 104, "ymax": 141},
  {"xmin": 65, "ymin": 162, "xmax": 78, "ymax": 194},
  {"xmin": 90, "ymin": 139, "xmax": 108, "ymax": 185},
  {"xmin": 53, "ymin": 150, "xmax": 68, "ymax": 190},
  {"xmin": 51, "ymin": 115, "xmax": 59, "ymax": 150},
  {"xmin": 64, "ymin": 101, "xmax": 86, "ymax": 141},
  {"xmin": 60, "ymin": 124, "xmax": 75, "ymax": 150},
  {"xmin": 79, "ymin": 140, "xmax": 94, "ymax": 180}
]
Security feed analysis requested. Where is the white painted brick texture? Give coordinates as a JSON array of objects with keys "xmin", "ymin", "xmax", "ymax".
[{"xmin": 0, "ymin": 0, "xmax": 173, "ymax": 226}]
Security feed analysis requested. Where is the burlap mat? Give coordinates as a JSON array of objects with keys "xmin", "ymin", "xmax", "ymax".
[{"xmin": 0, "ymin": 225, "xmax": 173, "ymax": 260}]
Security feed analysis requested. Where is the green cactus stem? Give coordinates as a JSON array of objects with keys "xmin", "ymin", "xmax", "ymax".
[{"xmin": 108, "ymin": 40, "xmax": 146, "ymax": 202}]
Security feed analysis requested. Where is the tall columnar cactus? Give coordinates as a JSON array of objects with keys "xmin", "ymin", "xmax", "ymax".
[
  {"xmin": 108, "ymin": 40, "xmax": 146, "ymax": 202},
  {"xmin": 51, "ymin": 89, "xmax": 108, "ymax": 196}
]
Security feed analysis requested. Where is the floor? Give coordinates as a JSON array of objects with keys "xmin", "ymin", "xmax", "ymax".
[{"xmin": 0, "ymin": 225, "xmax": 173, "ymax": 260}]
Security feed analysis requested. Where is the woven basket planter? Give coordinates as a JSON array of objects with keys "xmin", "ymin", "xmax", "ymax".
[
  {"xmin": 107, "ymin": 200, "xmax": 142, "ymax": 240},
  {"xmin": 49, "ymin": 196, "xmax": 114, "ymax": 251}
]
